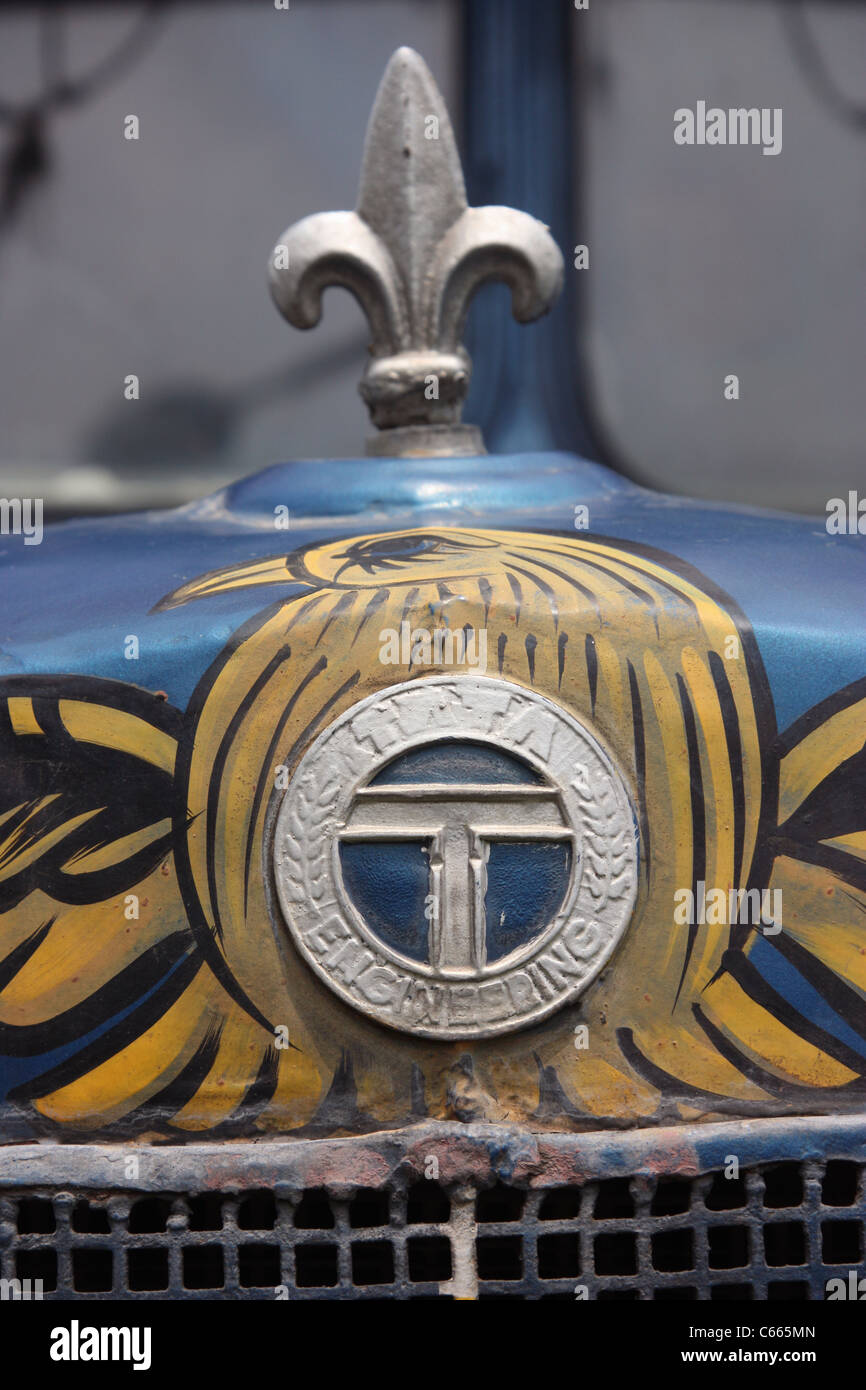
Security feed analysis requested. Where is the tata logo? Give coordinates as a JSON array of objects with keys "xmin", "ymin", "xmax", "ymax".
[{"xmin": 273, "ymin": 676, "xmax": 638, "ymax": 1039}]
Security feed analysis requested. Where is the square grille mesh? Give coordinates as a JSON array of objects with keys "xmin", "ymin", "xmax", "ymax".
[{"xmin": 1, "ymin": 1156, "xmax": 864, "ymax": 1299}]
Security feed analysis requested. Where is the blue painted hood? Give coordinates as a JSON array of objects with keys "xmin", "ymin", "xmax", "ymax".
[{"xmin": 1, "ymin": 452, "xmax": 862, "ymax": 734}]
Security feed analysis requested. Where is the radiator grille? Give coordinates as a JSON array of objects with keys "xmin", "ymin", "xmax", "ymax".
[{"xmin": 2, "ymin": 1155, "xmax": 864, "ymax": 1299}]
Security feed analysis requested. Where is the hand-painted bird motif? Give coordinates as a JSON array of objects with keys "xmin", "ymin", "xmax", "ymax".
[{"xmin": 0, "ymin": 527, "xmax": 864, "ymax": 1136}]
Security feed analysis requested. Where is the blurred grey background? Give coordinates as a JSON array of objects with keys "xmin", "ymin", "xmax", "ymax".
[{"xmin": 0, "ymin": 0, "xmax": 862, "ymax": 516}]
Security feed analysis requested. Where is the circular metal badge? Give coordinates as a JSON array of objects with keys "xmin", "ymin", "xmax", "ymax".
[{"xmin": 273, "ymin": 676, "xmax": 638, "ymax": 1039}]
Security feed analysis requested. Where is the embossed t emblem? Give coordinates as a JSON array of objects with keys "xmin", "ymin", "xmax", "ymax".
[{"xmin": 340, "ymin": 782, "xmax": 572, "ymax": 974}]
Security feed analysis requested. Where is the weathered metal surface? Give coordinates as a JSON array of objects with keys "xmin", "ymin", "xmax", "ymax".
[
  {"xmin": 268, "ymin": 48, "xmax": 563, "ymax": 457},
  {"xmin": 3, "ymin": 1115, "xmax": 866, "ymax": 1192},
  {"xmin": 2, "ymin": 1118, "xmax": 865, "ymax": 1299}
]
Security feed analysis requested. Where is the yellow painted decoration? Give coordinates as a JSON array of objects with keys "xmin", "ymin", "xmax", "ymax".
[{"xmin": 0, "ymin": 526, "xmax": 863, "ymax": 1137}]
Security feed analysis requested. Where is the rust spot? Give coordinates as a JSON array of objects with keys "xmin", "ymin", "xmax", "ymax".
[
  {"xmin": 643, "ymin": 1136, "xmax": 700, "ymax": 1178},
  {"xmin": 533, "ymin": 1143, "xmax": 591, "ymax": 1188},
  {"xmin": 298, "ymin": 1149, "xmax": 392, "ymax": 1192}
]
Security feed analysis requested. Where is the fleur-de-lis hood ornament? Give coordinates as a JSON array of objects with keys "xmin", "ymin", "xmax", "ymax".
[{"xmin": 269, "ymin": 47, "xmax": 564, "ymax": 458}]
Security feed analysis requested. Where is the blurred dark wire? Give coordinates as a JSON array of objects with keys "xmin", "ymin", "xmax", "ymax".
[
  {"xmin": 0, "ymin": 1, "xmax": 170, "ymax": 230},
  {"xmin": 781, "ymin": 0, "xmax": 866, "ymax": 131}
]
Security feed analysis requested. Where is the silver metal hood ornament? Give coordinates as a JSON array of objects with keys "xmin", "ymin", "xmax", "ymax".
[{"xmin": 269, "ymin": 46, "xmax": 564, "ymax": 458}]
